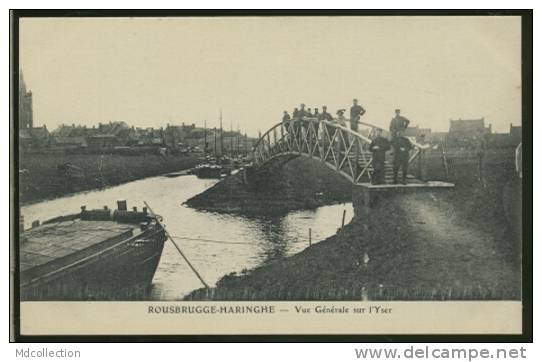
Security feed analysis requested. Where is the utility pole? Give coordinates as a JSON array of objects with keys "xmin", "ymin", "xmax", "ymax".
[
  {"xmin": 245, "ymin": 133, "xmax": 248, "ymax": 156},
  {"xmin": 204, "ymin": 120, "xmax": 207, "ymax": 155},
  {"xmin": 214, "ymin": 127, "xmax": 217, "ymax": 156},
  {"xmin": 230, "ymin": 120, "xmax": 234, "ymax": 157},
  {"xmin": 219, "ymin": 109, "xmax": 224, "ymax": 157},
  {"xmin": 236, "ymin": 122, "xmax": 240, "ymax": 156}
]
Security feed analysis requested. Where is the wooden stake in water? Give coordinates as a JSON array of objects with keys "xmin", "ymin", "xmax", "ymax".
[
  {"xmin": 309, "ymin": 228, "xmax": 312, "ymax": 246},
  {"xmin": 341, "ymin": 209, "xmax": 346, "ymax": 228}
]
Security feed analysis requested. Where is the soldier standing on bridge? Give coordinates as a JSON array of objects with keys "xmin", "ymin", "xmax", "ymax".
[
  {"xmin": 349, "ymin": 98, "xmax": 366, "ymax": 133},
  {"xmin": 336, "ymin": 109, "xmax": 347, "ymax": 127},
  {"xmin": 318, "ymin": 106, "xmax": 334, "ymax": 149},
  {"xmin": 318, "ymin": 106, "xmax": 333, "ymax": 122},
  {"xmin": 392, "ymin": 130, "xmax": 413, "ymax": 185},
  {"xmin": 389, "ymin": 109, "xmax": 410, "ymax": 139},
  {"xmin": 298, "ymin": 103, "xmax": 310, "ymax": 118},
  {"xmin": 369, "ymin": 128, "xmax": 391, "ymax": 185},
  {"xmin": 335, "ymin": 109, "xmax": 348, "ymax": 153},
  {"xmin": 282, "ymin": 110, "xmax": 291, "ymax": 124},
  {"xmin": 282, "ymin": 110, "xmax": 291, "ymax": 139},
  {"xmin": 299, "ymin": 103, "xmax": 310, "ymax": 140}
]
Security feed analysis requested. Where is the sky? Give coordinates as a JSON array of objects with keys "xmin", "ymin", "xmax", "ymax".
[{"xmin": 19, "ymin": 16, "xmax": 522, "ymax": 136}]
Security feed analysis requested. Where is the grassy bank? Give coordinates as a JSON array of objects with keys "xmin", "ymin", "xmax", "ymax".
[
  {"xmin": 185, "ymin": 150, "xmax": 522, "ymax": 300},
  {"xmin": 18, "ymin": 153, "xmax": 199, "ymax": 205},
  {"xmin": 185, "ymin": 157, "xmax": 352, "ymax": 216}
]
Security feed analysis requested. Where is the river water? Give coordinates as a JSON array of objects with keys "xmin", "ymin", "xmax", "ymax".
[{"xmin": 21, "ymin": 172, "xmax": 353, "ymax": 300}]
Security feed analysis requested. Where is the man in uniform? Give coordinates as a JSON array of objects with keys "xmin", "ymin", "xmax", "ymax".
[
  {"xmin": 282, "ymin": 110, "xmax": 291, "ymax": 124},
  {"xmin": 369, "ymin": 128, "xmax": 391, "ymax": 185},
  {"xmin": 318, "ymin": 105, "xmax": 333, "ymax": 122},
  {"xmin": 298, "ymin": 103, "xmax": 309, "ymax": 140},
  {"xmin": 336, "ymin": 109, "xmax": 347, "ymax": 127},
  {"xmin": 299, "ymin": 103, "xmax": 309, "ymax": 117},
  {"xmin": 389, "ymin": 108, "xmax": 410, "ymax": 139},
  {"xmin": 282, "ymin": 111, "xmax": 291, "ymax": 138},
  {"xmin": 392, "ymin": 130, "xmax": 413, "ymax": 184},
  {"xmin": 318, "ymin": 106, "xmax": 334, "ymax": 149},
  {"xmin": 349, "ymin": 98, "xmax": 366, "ymax": 133}
]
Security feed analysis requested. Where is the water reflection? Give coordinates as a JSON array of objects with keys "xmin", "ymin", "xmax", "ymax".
[{"xmin": 21, "ymin": 173, "xmax": 353, "ymax": 300}]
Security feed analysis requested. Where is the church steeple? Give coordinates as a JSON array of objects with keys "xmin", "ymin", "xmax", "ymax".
[
  {"xmin": 19, "ymin": 69, "xmax": 33, "ymax": 129},
  {"xmin": 19, "ymin": 69, "xmax": 27, "ymax": 93}
]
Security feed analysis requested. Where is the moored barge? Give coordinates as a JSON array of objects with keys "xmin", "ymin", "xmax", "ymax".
[
  {"xmin": 192, "ymin": 163, "xmax": 227, "ymax": 179},
  {"xmin": 19, "ymin": 201, "xmax": 167, "ymax": 301}
]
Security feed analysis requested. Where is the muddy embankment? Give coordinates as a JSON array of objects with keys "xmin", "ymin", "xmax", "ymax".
[
  {"xmin": 186, "ymin": 151, "xmax": 522, "ymax": 300},
  {"xmin": 185, "ymin": 157, "xmax": 352, "ymax": 216}
]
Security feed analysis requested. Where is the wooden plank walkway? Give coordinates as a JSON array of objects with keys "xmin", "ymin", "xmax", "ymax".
[{"xmin": 356, "ymin": 180, "xmax": 455, "ymax": 190}]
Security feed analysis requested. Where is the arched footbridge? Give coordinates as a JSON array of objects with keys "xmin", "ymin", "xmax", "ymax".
[{"xmin": 251, "ymin": 117, "xmax": 454, "ymax": 189}]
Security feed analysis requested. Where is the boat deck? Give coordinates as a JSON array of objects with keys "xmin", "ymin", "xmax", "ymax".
[{"xmin": 20, "ymin": 220, "xmax": 135, "ymax": 272}]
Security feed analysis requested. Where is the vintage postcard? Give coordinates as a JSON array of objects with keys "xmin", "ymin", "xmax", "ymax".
[{"xmin": 10, "ymin": 11, "xmax": 531, "ymax": 340}]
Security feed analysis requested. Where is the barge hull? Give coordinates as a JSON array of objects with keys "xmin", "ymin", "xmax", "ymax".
[{"xmin": 21, "ymin": 225, "xmax": 166, "ymax": 301}]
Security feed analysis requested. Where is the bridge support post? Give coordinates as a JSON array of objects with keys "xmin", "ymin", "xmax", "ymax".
[
  {"xmin": 352, "ymin": 184, "xmax": 403, "ymax": 235},
  {"xmin": 352, "ymin": 185, "xmax": 377, "ymax": 233},
  {"xmin": 417, "ymin": 148, "xmax": 428, "ymax": 182}
]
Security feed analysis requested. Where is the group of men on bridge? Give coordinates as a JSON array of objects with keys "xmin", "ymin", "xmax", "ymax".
[{"xmin": 281, "ymin": 99, "xmax": 414, "ymax": 185}]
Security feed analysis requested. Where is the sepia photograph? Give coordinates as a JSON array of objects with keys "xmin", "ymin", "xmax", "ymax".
[{"xmin": 10, "ymin": 10, "xmax": 531, "ymax": 339}]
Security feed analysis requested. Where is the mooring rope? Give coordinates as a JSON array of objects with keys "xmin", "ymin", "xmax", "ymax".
[
  {"xmin": 170, "ymin": 235, "xmax": 312, "ymax": 246},
  {"xmin": 170, "ymin": 236, "xmax": 253, "ymax": 245},
  {"xmin": 144, "ymin": 201, "xmax": 210, "ymax": 288}
]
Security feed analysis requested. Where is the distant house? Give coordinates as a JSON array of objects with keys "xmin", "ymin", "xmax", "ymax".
[
  {"xmin": 116, "ymin": 127, "xmax": 138, "ymax": 146},
  {"xmin": 431, "ymin": 132, "xmax": 448, "ymax": 145},
  {"xmin": 19, "ymin": 129, "xmax": 32, "ymax": 150},
  {"xmin": 97, "ymin": 121, "xmax": 130, "ymax": 136},
  {"xmin": 449, "ymin": 118, "xmax": 490, "ymax": 134},
  {"xmin": 136, "ymin": 127, "xmax": 164, "ymax": 146},
  {"xmin": 51, "ymin": 124, "xmax": 94, "ymax": 149},
  {"xmin": 53, "ymin": 136, "xmax": 88, "ymax": 149},
  {"xmin": 446, "ymin": 118, "xmax": 491, "ymax": 148},
  {"xmin": 404, "ymin": 125, "xmax": 432, "ymax": 143},
  {"xmin": 87, "ymin": 134, "xmax": 119, "ymax": 151},
  {"xmin": 509, "ymin": 123, "xmax": 522, "ymax": 144},
  {"xmin": 487, "ymin": 123, "xmax": 522, "ymax": 149},
  {"xmin": 19, "ymin": 126, "xmax": 51, "ymax": 150},
  {"xmin": 164, "ymin": 125, "xmax": 188, "ymax": 149}
]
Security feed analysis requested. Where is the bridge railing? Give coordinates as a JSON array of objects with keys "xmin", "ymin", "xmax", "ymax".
[{"xmin": 253, "ymin": 117, "xmax": 430, "ymax": 184}]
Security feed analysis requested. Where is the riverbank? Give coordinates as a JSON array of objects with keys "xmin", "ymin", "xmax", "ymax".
[
  {"xmin": 185, "ymin": 157, "xmax": 352, "ymax": 216},
  {"xmin": 186, "ymin": 152, "xmax": 522, "ymax": 300},
  {"xmin": 19, "ymin": 153, "xmax": 200, "ymax": 205}
]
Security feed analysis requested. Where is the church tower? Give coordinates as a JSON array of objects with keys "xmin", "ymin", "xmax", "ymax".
[{"xmin": 19, "ymin": 70, "xmax": 33, "ymax": 129}]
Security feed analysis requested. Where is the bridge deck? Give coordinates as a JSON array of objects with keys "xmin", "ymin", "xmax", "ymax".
[{"xmin": 356, "ymin": 180, "xmax": 455, "ymax": 190}]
